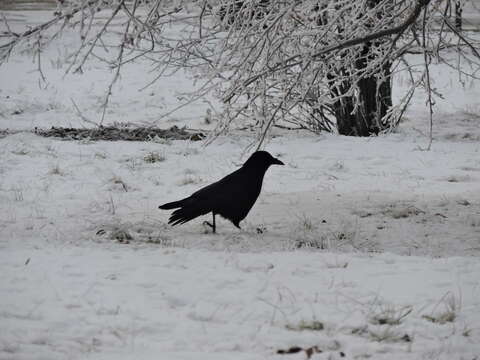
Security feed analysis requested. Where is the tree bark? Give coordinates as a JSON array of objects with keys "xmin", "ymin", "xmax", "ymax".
[
  {"xmin": 329, "ymin": 2, "xmax": 393, "ymax": 136},
  {"xmin": 455, "ymin": 1, "xmax": 463, "ymax": 31}
]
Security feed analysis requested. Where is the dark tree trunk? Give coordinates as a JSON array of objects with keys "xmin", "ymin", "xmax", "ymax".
[
  {"xmin": 455, "ymin": 1, "xmax": 463, "ymax": 31},
  {"xmin": 329, "ymin": 1, "xmax": 393, "ymax": 136},
  {"xmin": 330, "ymin": 42, "xmax": 392, "ymax": 136}
]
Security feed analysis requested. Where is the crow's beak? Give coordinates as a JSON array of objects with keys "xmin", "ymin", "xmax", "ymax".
[{"xmin": 272, "ymin": 157, "xmax": 284, "ymax": 165}]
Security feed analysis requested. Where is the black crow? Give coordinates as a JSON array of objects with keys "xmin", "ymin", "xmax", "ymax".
[{"xmin": 159, "ymin": 151, "xmax": 284, "ymax": 233}]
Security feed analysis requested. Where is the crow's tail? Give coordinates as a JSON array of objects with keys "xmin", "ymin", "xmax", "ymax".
[
  {"xmin": 158, "ymin": 200, "xmax": 184, "ymax": 210},
  {"xmin": 168, "ymin": 205, "xmax": 208, "ymax": 226},
  {"xmin": 159, "ymin": 197, "xmax": 210, "ymax": 226}
]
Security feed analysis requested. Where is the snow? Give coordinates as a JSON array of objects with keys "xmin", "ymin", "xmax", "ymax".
[
  {"xmin": 2, "ymin": 247, "xmax": 480, "ymax": 360},
  {"xmin": 1, "ymin": 8, "xmax": 480, "ymax": 360}
]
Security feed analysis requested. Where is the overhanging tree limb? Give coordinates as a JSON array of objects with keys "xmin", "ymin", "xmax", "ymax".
[
  {"xmin": 310, "ymin": 0, "xmax": 431, "ymax": 59},
  {"xmin": 224, "ymin": 0, "xmax": 431, "ymax": 103},
  {"xmin": 0, "ymin": 0, "xmax": 100, "ymax": 62}
]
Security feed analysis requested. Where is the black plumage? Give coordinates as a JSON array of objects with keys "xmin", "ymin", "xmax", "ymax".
[{"xmin": 159, "ymin": 151, "xmax": 284, "ymax": 233}]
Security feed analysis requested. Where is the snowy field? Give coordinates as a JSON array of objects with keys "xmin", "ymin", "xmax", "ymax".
[{"xmin": 1, "ymin": 8, "xmax": 480, "ymax": 360}]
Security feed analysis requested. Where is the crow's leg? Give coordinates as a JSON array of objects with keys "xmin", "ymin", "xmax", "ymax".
[
  {"xmin": 203, "ymin": 212, "xmax": 216, "ymax": 233},
  {"xmin": 232, "ymin": 220, "xmax": 241, "ymax": 230}
]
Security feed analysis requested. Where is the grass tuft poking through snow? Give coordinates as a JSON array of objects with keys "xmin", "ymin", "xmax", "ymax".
[
  {"xmin": 368, "ymin": 303, "xmax": 413, "ymax": 326},
  {"xmin": 286, "ymin": 320, "xmax": 325, "ymax": 331},
  {"xmin": 144, "ymin": 151, "xmax": 166, "ymax": 163},
  {"xmin": 48, "ymin": 163, "xmax": 64, "ymax": 176},
  {"xmin": 422, "ymin": 292, "xmax": 459, "ymax": 325}
]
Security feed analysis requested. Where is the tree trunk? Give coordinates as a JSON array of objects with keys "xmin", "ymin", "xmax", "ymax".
[
  {"xmin": 330, "ymin": 42, "xmax": 392, "ymax": 136},
  {"xmin": 455, "ymin": 1, "xmax": 463, "ymax": 31},
  {"xmin": 329, "ymin": 0, "xmax": 393, "ymax": 137}
]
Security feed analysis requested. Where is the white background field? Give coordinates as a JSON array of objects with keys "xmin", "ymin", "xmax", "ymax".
[{"xmin": 1, "ymin": 7, "xmax": 479, "ymax": 360}]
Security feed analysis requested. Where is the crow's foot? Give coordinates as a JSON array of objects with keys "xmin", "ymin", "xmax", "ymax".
[{"xmin": 202, "ymin": 221, "xmax": 216, "ymax": 234}]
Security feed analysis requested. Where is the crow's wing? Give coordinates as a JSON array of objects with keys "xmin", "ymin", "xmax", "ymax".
[{"xmin": 168, "ymin": 168, "xmax": 250, "ymax": 226}]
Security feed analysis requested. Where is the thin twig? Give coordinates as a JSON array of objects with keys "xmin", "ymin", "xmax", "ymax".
[
  {"xmin": 70, "ymin": 98, "xmax": 98, "ymax": 126},
  {"xmin": 422, "ymin": 5, "xmax": 434, "ymax": 151},
  {"xmin": 36, "ymin": 34, "xmax": 47, "ymax": 86}
]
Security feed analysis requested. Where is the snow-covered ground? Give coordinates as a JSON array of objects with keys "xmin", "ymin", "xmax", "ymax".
[{"xmin": 1, "ymin": 9, "xmax": 480, "ymax": 360}]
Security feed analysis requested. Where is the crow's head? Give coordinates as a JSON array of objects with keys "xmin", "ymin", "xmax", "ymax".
[{"xmin": 243, "ymin": 151, "xmax": 284, "ymax": 169}]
